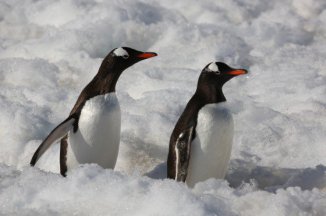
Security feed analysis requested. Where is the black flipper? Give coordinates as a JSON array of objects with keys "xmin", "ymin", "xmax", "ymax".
[
  {"xmin": 174, "ymin": 126, "xmax": 194, "ymax": 182},
  {"xmin": 30, "ymin": 117, "xmax": 75, "ymax": 166},
  {"xmin": 59, "ymin": 135, "xmax": 69, "ymax": 177}
]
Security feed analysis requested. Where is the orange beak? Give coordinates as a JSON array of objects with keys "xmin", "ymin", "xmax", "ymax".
[
  {"xmin": 227, "ymin": 69, "xmax": 248, "ymax": 75},
  {"xmin": 137, "ymin": 52, "xmax": 158, "ymax": 59}
]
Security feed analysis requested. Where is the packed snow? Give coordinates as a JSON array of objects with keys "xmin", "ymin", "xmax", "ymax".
[{"xmin": 0, "ymin": 0, "xmax": 326, "ymax": 215}]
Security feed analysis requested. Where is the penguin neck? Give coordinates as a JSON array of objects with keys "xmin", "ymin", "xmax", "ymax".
[
  {"xmin": 177, "ymin": 87, "xmax": 226, "ymax": 129},
  {"xmin": 96, "ymin": 72, "xmax": 121, "ymax": 93},
  {"xmin": 92, "ymin": 59, "xmax": 124, "ymax": 94},
  {"xmin": 196, "ymin": 84, "xmax": 226, "ymax": 105}
]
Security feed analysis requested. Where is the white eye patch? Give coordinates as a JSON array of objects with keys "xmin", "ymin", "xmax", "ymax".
[
  {"xmin": 208, "ymin": 62, "xmax": 220, "ymax": 74},
  {"xmin": 113, "ymin": 47, "xmax": 129, "ymax": 59}
]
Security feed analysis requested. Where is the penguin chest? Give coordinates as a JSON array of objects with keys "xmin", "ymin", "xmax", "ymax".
[
  {"xmin": 67, "ymin": 93, "xmax": 121, "ymax": 169},
  {"xmin": 186, "ymin": 103, "xmax": 234, "ymax": 187}
]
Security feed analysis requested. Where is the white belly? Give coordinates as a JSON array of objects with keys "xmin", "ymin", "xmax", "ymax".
[
  {"xmin": 67, "ymin": 93, "xmax": 121, "ymax": 170},
  {"xmin": 186, "ymin": 103, "xmax": 234, "ymax": 187}
]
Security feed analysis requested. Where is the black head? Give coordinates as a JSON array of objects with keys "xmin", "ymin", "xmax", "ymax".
[
  {"xmin": 196, "ymin": 62, "xmax": 248, "ymax": 102},
  {"xmin": 93, "ymin": 47, "xmax": 157, "ymax": 93},
  {"xmin": 98, "ymin": 47, "xmax": 157, "ymax": 76},
  {"xmin": 198, "ymin": 62, "xmax": 248, "ymax": 87}
]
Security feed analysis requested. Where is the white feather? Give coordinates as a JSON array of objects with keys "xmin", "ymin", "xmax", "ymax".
[
  {"xmin": 208, "ymin": 62, "xmax": 218, "ymax": 72},
  {"xmin": 186, "ymin": 102, "xmax": 234, "ymax": 187},
  {"xmin": 113, "ymin": 47, "xmax": 129, "ymax": 57},
  {"xmin": 174, "ymin": 144, "xmax": 179, "ymax": 180},
  {"xmin": 67, "ymin": 93, "xmax": 121, "ymax": 170}
]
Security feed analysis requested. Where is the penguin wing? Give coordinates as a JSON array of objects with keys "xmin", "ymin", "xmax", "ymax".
[
  {"xmin": 174, "ymin": 126, "xmax": 194, "ymax": 182},
  {"xmin": 30, "ymin": 117, "xmax": 75, "ymax": 166}
]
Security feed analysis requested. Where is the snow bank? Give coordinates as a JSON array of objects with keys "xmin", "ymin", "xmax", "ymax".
[
  {"xmin": 0, "ymin": 164, "xmax": 325, "ymax": 216},
  {"xmin": 0, "ymin": 0, "xmax": 326, "ymax": 215}
]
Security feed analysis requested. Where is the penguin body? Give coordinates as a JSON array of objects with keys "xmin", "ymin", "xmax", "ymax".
[
  {"xmin": 186, "ymin": 103, "xmax": 233, "ymax": 187},
  {"xmin": 167, "ymin": 62, "xmax": 247, "ymax": 186},
  {"xmin": 31, "ymin": 47, "xmax": 157, "ymax": 176},
  {"xmin": 66, "ymin": 92, "xmax": 121, "ymax": 170}
]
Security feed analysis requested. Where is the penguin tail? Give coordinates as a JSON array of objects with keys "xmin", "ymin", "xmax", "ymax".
[{"xmin": 30, "ymin": 117, "xmax": 75, "ymax": 166}]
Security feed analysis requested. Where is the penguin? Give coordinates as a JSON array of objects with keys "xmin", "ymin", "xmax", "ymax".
[
  {"xmin": 167, "ymin": 62, "xmax": 247, "ymax": 187},
  {"xmin": 30, "ymin": 47, "xmax": 157, "ymax": 176}
]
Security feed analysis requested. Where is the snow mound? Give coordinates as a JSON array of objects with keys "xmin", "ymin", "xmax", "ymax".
[{"xmin": 0, "ymin": 164, "xmax": 325, "ymax": 216}]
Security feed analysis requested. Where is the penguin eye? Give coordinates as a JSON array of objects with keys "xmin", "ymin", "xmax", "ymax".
[
  {"xmin": 122, "ymin": 54, "xmax": 129, "ymax": 59},
  {"xmin": 215, "ymin": 71, "xmax": 221, "ymax": 75}
]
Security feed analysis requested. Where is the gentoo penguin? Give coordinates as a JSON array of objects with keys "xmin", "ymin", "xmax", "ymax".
[
  {"xmin": 167, "ymin": 62, "xmax": 247, "ymax": 187},
  {"xmin": 30, "ymin": 47, "xmax": 157, "ymax": 176}
]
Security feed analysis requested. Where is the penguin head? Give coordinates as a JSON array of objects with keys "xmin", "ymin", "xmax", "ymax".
[
  {"xmin": 104, "ymin": 47, "xmax": 157, "ymax": 72},
  {"xmin": 199, "ymin": 62, "xmax": 248, "ymax": 87},
  {"xmin": 95, "ymin": 47, "xmax": 156, "ymax": 92}
]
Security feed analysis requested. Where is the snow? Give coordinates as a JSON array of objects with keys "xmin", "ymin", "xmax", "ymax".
[{"xmin": 0, "ymin": 0, "xmax": 326, "ymax": 215}]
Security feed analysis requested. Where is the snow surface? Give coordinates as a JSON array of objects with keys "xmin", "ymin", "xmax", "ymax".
[{"xmin": 0, "ymin": 0, "xmax": 326, "ymax": 215}]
